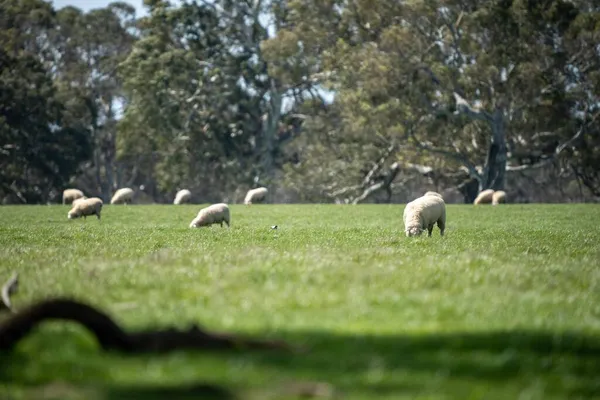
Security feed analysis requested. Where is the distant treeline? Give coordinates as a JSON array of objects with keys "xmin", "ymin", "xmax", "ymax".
[{"xmin": 1, "ymin": 0, "xmax": 599, "ymax": 205}]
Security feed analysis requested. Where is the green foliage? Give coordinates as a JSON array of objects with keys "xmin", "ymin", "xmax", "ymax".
[
  {"xmin": 0, "ymin": 0, "xmax": 91, "ymax": 204},
  {"xmin": 51, "ymin": 2, "xmax": 137, "ymax": 200},
  {"xmin": 1, "ymin": 0, "xmax": 599, "ymax": 203},
  {"xmin": 1, "ymin": 204, "xmax": 600, "ymax": 398},
  {"xmin": 267, "ymin": 0, "xmax": 600, "ymax": 201},
  {"xmin": 118, "ymin": 0, "xmax": 274, "ymax": 200}
]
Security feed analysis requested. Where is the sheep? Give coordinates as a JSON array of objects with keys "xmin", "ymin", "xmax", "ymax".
[
  {"xmin": 424, "ymin": 191, "xmax": 443, "ymax": 199},
  {"xmin": 473, "ymin": 189, "xmax": 494, "ymax": 205},
  {"xmin": 189, "ymin": 203, "xmax": 230, "ymax": 228},
  {"xmin": 62, "ymin": 189, "xmax": 85, "ymax": 205},
  {"xmin": 68, "ymin": 197, "xmax": 103, "ymax": 220},
  {"xmin": 244, "ymin": 187, "xmax": 268, "ymax": 205},
  {"xmin": 492, "ymin": 190, "xmax": 506, "ymax": 205},
  {"xmin": 403, "ymin": 194, "xmax": 446, "ymax": 237},
  {"xmin": 174, "ymin": 189, "xmax": 192, "ymax": 205},
  {"xmin": 110, "ymin": 188, "xmax": 134, "ymax": 205},
  {"xmin": 72, "ymin": 196, "xmax": 88, "ymax": 207}
]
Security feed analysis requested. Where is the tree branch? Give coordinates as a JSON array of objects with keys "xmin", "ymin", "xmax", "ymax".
[
  {"xmin": 352, "ymin": 162, "xmax": 401, "ymax": 204},
  {"xmin": 361, "ymin": 143, "xmax": 397, "ymax": 187},
  {"xmin": 1, "ymin": 273, "xmax": 18, "ymax": 313},
  {"xmin": 1, "ymin": 182, "xmax": 27, "ymax": 204},
  {"xmin": 452, "ymin": 92, "xmax": 493, "ymax": 122},
  {"xmin": 0, "ymin": 298, "xmax": 300, "ymax": 353},
  {"xmin": 411, "ymin": 134, "xmax": 482, "ymax": 181},
  {"xmin": 506, "ymin": 109, "xmax": 599, "ymax": 172}
]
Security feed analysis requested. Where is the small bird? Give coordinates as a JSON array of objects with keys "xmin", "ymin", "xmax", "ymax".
[{"xmin": 271, "ymin": 225, "xmax": 278, "ymax": 230}]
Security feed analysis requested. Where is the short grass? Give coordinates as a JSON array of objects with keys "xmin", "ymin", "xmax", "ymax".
[{"xmin": 1, "ymin": 204, "xmax": 600, "ymax": 400}]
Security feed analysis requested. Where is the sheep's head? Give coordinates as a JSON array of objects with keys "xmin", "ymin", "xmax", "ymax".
[
  {"xmin": 67, "ymin": 208, "xmax": 81, "ymax": 219},
  {"xmin": 405, "ymin": 226, "xmax": 424, "ymax": 237}
]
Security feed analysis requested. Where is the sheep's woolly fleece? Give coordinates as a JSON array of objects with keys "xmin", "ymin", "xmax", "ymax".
[
  {"xmin": 474, "ymin": 189, "xmax": 494, "ymax": 205},
  {"xmin": 492, "ymin": 190, "xmax": 506, "ymax": 205},
  {"xmin": 68, "ymin": 197, "xmax": 103, "ymax": 220},
  {"xmin": 111, "ymin": 188, "xmax": 134, "ymax": 205},
  {"xmin": 189, "ymin": 203, "xmax": 230, "ymax": 228},
  {"xmin": 424, "ymin": 191, "xmax": 443, "ymax": 199},
  {"xmin": 62, "ymin": 189, "xmax": 85, "ymax": 205},
  {"xmin": 244, "ymin": 187, "xmax": 268, "ymax": 205},
  {"xmin": 403, "ymin": 194, "xmax": 446, "ymax": 237},
  {"xmin": 72, "ymin": 196, "xmax": 88, "ymax": 207},
  {"xmin": 174, "ymin": 189, "xmax": 192, "ymax": 205}
]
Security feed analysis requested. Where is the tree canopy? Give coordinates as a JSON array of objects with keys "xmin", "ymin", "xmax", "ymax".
[{"xmin": 1, "ymin": 0, "xmax": 598, "ymax": 204}]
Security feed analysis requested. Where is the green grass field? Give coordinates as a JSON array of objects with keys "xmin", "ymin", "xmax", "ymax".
[{"xmin": 1, "ymin": 204, "xmax": 599, "ymax": 399}]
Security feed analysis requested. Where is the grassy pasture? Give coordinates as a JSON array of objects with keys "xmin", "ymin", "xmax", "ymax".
[{"xmin": 0, "ymin": 203, "xmax": 599, "ymax": 399}]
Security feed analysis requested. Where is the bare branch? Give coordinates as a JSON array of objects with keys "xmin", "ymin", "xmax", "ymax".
[
  {"xmin": 411, "ymin": 134, "xmax": 482, "ymax": 182},
  {"xmin": 361, "ymin": 143, "xmax": 397, "ymax": 187},
  {"xmin": 326, "ymin": 185, "xmax": 362, "ymax": 198},
  {"xmin": 1, "ymin": 183, "xmax": 27, "ymax": 204},
  {"xmin": 1, "ymin": 273, "xmax": 18, "ymax": 313},
  {"xmin": 0, "ymin": 298, "xmax": 300, "ymax": 353},
  {"xmin": 352, "ymin": 162, "xmax": 401, "ymax": 204},
  {"xmin": 506, "ymin": 109, "xmax": 599, "ymax": 172},
  {"xmin": 453, "ymin": 92, "xmax": 493, "ymax": 122}
]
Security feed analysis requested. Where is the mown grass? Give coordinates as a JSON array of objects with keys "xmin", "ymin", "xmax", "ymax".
[{"xmin": 0, "ymin": 203, "xmax": 599, "ymax": 399}]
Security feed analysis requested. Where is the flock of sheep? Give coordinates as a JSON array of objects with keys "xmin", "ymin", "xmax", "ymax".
[
  {"xmin": 63, "ymin": 185, "xmax": 505, "ymax": 238},
  {"xmin": 62, "ymin": 186, "xmax": 268, "ymax": 227}
]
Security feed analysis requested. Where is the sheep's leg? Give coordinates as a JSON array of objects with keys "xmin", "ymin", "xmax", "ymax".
[
  {"xmin": 96, "ymin": 212, "xmax": 101, "ymax": 220},
  {"xmin": 437, "ymin": 218, "xmax": 445, "ymax": 236},
  {"xmin": 427, "ymin": 223, "xmax": 434, "ymax": 237},
  {"xmin": 219, "ymin": 221, "xmax": 223, "ymax": 227},
  {"xmin": 225, "ymin": 220, "xmax": 230, "ymax": 228}
]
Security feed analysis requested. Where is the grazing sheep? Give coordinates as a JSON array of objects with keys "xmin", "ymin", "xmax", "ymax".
[
  {"xmin": 473, "ymin": 189, "xmax": 494, "ymax": 205},
  {"xmin": 403, "ymin": 194, "xmax": 446, "ymax": 237},
  {"xmin": 244, "ymin": 187, "xmax": 268, "ymax": 205},
  {"xmin": 492, "ymin": 190, "xmax": 506, "ymax": 205},
  {"xmin": 72, "ymin": 196, "xmax": 88, "ymax": 207},
  {"xmin": 189, "ymin": 203, "xmax": 230, "ymax": 228},
  {"xmin": 174, "ymin": 189, "xmax": 192, "ymax": 205},
  {"xmin": 68, "ymin": 197, "xmax": 103, "ymax": 220},
  {"xmin": 424, "ymin": 191, "xmax": 443, "ymax": 199},
  {"xmin": 110, "ymin": 188, "xmax": 134, "ymax": 205},
  {"xmin": 62, "ymin": 189, "xmax": 85, "ymax": 205}
]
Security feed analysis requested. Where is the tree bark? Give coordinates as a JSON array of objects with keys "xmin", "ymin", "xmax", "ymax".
[
  {"xmin": 261, "ymin": 87, "xmax": 282, "ymax": 183},
  {"xmin": 482, "ymin": 108, "xmax": 507, "ymax": 191}
]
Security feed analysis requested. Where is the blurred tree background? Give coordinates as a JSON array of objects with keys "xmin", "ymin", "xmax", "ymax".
[{"xmin": 1, "ymin": 0, "xmax": 599, "ymax": 204}]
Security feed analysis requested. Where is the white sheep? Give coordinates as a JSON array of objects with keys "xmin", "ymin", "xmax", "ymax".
[
  {"xmin": 424, "ymin": 191, "xmax": 443, "ymax": 199},
  {"xmin": 473, "ymin": 189, "xmax": 494, "ymax": 205},
  {"xmin": 72, "ymin": 196, "xmax": 88, "ymax": 207},
  {"xmin": 189, "ymin": 203, "xmax": 230, "ymax": 228},
  {"xmin": 492, "ymin": 190, "xmax": 506, "ymax": 205},
  {"xmin": 62, "ymin": 188, "xmax": 85, "ymax": 205},
  {"xmin": 110, "ymin": 188, "xmax": 134, "ymax": 205},
  {"xmin": 174, "ymin": 189, "xmax": 192, "ymax": 205},
  {"xmin": 244, "ymin": 187, "xmax": 268, "ymax": 205},
  {"xmin": 403, "ymin": 194, "xmax": 446, "ymax": 237},
  {"xmin": 68, "ymin": 197, "xmax": 103, "ymax": 220}
]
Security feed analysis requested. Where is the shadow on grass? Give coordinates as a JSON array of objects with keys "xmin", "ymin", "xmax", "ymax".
[
  {"xmin": 105, "ymin": 383, "xmax": 236, "ymax": 399},
  {"xmin": 1, "ymin": 327, "xmax": 599, "ymax": 398}
]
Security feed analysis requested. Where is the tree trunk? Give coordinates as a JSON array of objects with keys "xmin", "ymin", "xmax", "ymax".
[
  {"xmin": 261, "ymin": 83, "xmax": 282, "ymax": 187},
  {"xmin": 93, "ymin": 148, "xmax": 107, "ymax": 201},
  {"xmin": 482, "ymin": 108, "xmax": 507, "ymax": 191},
  {"xmin": 457, "ymin": 178, "xmax": 479, "ymax": 204}
]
